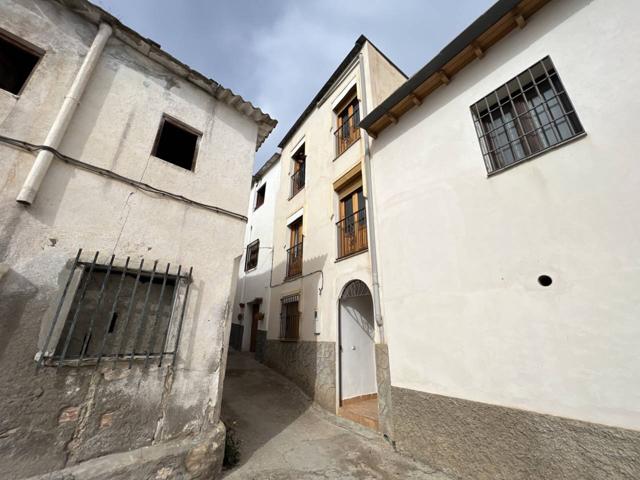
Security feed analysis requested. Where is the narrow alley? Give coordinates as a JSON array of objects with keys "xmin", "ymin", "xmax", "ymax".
[{"xmin": 221, "ymin": 352, "xmax": 452, "ymax": 480}]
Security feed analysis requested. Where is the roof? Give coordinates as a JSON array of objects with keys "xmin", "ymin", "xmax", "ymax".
[
  {"xmin": 277, "ymin": 35, "xmax": 407, "ymax": 150},
  {"xmin": 252, "ymin": 152, "xmax": 280, "ymax": 185},
  {"xmin": 359, "ymin": 0, "xmax": 549, "ymax": 136},
  {"xmin": 56, "ymin": 0, "xmax": 277, "ymax": 151}
]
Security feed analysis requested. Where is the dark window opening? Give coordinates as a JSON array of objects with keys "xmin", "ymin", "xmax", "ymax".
[
  {"xmin": 0, "ymin": 31, "xmax": 41, "ymax": 95},
  {"xmin": 255, "ymin": 184, "xmax": 266, "ymax": 210},
  {"xmin": 245, "ymin": 240, "xmax": 260, "ymax": 271},
  {"xmin": 152, "ymin": 116, "xmax": 200, "ymax": 171},
  {"xmin": 471, "ymin": 57, "xmax": 584, "ymax": 174},
  {"xmin": 334, "ymin": 87, "xmax": 360, "ymax": 156},
  {"xmin": 38, "ymin": 251, "xmax": 193, "ymax": 369},
  {"xmin": 290, "ymin": 144, "xmax": 306, "ymax": 198}
]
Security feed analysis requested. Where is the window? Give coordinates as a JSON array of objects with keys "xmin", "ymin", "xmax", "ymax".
[
  {"xmin": 286, "ymin": 217, "xmax": 303, "ymax": 278},
  {"xmin": 37, "ymin": 250, "xmax": 192, "ymax": 369},
  {"xmin": 254, "ymin": 184, "xmax": 266, "ymax": 210},
  {"xmin": 336, "ymin": 183, "xmax": 367, "ymax": 259},
  {"xmin": 152, "ymin": 115, "xmax": 201, "ymax": 171},
  {"xmin": 334, "ymin": 87, "xmax": 361, "ymax": 156},
  {"xmin": 290, "ymin": 144, "xmax": 305, "ymax": 198},
  {"xmin": 471, "ymin": 57, "xmax": 584, "ymax": 174},
  {"xmin": 0, "ymin": 30, "xmax": 42, "ymax": 95},
  {"xmin": 280, "ymin": 294, "xmax": 300, "ymax": 340},
  {"xmin": 245, "ymin": 240, "xmax": 260, "ymax": 271}
]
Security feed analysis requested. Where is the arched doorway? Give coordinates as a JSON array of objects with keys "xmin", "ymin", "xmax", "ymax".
[{"xmin": 338, "ymin": 280, "xmax": 377, "ymax": 428}]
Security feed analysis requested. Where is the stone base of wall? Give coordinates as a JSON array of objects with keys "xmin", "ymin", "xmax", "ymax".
[
  {"xmin": 374, "ymin": 344, "xmax": 393, "ymax": 439},
  {"xmin": 391, "ymin": 386, "xmax": 640, "ymax": 480},
  {"xmin": 25, "ymin": 421, "xmax": 226, "ymax": 480},
  {"xmin": 254, "ymin": 330, "xmax": 267, "ymax": 363},
  {"xmin": 229, "ymin": 323, "xmax": 243, "ymax": 351},
  {"xmin": 264, "ymin": 340, "xmax": 336, "ymax": 413}
]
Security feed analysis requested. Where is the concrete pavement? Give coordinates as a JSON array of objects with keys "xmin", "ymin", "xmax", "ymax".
[{"xmin": 221, "ymin": 351, "xmax": 453, "ymax": 480}]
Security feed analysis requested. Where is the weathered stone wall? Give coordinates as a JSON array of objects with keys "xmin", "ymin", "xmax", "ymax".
[
  {"xmin": 264, "ymin": 340, "xmax": 336, "ymax": 413},
  {"xmin": 391, "ymin": 386, "xmax": 640, "ymax": 480},
  {"xmin": 374, "ymin": 343, "xmax": 393, "ymax": 439},
  {"xmin": 0, "ymin": 0, "xmax": 260, "ymax": 478}
]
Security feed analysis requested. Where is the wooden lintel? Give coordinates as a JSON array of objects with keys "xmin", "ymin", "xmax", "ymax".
[
  {"xmin": 514, "ymin": 12, "xmax": 526, "ymax": 29},
  {"xmin": 409, "ymin": 93, "xmax": 422, "ymax": 106},
  {"xmin": 471, "ymin": 43, "xmax": 484, "ymax": 59},
  {"xmin": 385, "ymin": 113, "xmax": 398, "ymax": 125},
  {"xmin": 368, "ymin": 130, "xmax": 377, "ymax": 139},
  {"xmin": 438, "ymin": 71, "xmax": 450, "ymax": 85}
]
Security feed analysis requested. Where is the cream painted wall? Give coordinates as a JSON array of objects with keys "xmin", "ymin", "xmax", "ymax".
[
  {"xmin": 369, "ymin": 0, "xmax": 640, "ymax": 430},
  {"xmin": 267, "ymin": 41, "xmax": 406, "ymax": 355},
  {"xmin": 232, "ymin": 159, "xmax": 281, "ymax": 351}
]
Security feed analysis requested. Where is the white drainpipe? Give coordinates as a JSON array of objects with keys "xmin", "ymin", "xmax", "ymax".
[
  {"xmin": 16, "ymin": 22, "xmax": 113, "ymax": 205},
  {"xmin": 358, "ymin": 53, "xmax": 385, "ymax": 339}
]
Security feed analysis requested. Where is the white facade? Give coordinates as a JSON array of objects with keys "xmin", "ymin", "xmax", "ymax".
[
  {"xmin": 368, "ymin": 0, "xmax": 640, "ymax": 432},
  {"xmin": 231, "ymin": 154, "xmax": 281, "ymax": 352},
  {"xmin": 263, "ymin": 37, "xmax": 406, "ymax": 412}
]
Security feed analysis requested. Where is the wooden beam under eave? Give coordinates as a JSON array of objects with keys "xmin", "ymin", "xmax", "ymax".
[
  {"xmin": 471, "ymin": 42, "xmax": 484, "ymax": 59},
  {"xmin": 438, "ymin": 70, "xmax": 450, "ymax": 85},
  {"xmin": 385, "ymin": 113, "xmax": 398, "ymax": 125},
  {"xmin": 409, "ymin": 93, "xmax": 422, "ymax": 106},
  {"xmin": 514, "ymin": 12, "xmax": 526, "ymax": 29}
]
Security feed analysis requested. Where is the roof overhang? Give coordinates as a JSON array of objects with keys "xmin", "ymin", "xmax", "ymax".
[
  {"xmin": 55, "ymin": 0, "xmax": 277, "ymax": 151},
  {"xmin": 359, "ymin": 0, "xmax": 550, "ymax": 138}
]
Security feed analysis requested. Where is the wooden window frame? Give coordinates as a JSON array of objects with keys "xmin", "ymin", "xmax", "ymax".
[
  {"xmin": 244, "ymin": 239, "xmax": 260, "ymax": 272},
  {"xmin": 254, "ymin": 183, "xmax": 266, "ymax": 210},
  {"xmin": 0, "ymin": 27, "xmax": 44, "ymax": 97}
]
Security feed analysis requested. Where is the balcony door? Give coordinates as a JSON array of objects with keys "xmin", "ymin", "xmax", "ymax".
[{"xmin": 337, "ymin": 186, "xmax": 367, "ymax": 258}]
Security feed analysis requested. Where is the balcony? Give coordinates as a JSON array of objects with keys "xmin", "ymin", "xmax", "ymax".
[
  {"xmin": 335, "ymin": 110, "xmax": 361, "ymax": 157},
  {"xmin": 336, "ymin": 209, "xmax": 367, "ymax": 259},
  {"xmin": 286, "ymin": 240, "xmax": 303, "ymax": 278},
  {"xmin": 290, "ymin": 167, "xmax": 305, "ymax": 198}
]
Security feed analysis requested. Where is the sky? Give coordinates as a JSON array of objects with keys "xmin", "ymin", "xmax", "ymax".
[{"xmin": 96, "ymin": 0, "xmax": 495, "ymax": 170}]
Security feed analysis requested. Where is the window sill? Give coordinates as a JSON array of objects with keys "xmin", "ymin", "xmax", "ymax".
[
  {"xmin": 284, "ymin": 273, "xmax": 302, "ymax": 282},
  {"xmin": 244, "ymin": 266, "xmax": 258, "ymax": 273},
  {"xmin": 278, "ymin": 337, "xmax": 299, "ymax": 342},
  {"xmin": 486, "ymin": 132, "xmax": 587, "ymax": 177},
  {"xmin": 334, "ymin": 138, "xmax": 360, "ymax": 161},
  {"xmin": 335, "ymin": 248, "xmax": 368, "ymax": 263}
]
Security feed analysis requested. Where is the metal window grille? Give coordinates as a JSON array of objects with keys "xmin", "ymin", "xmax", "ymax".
[
  {"xmin": 286, "ymin": 240, "xmax": 303, "ymax": 279},
  {"xmin": 471, "ymin": 56, "xmax": 585, "ymax": 175},
  {"xmin": 336, "ymin": 208, "xmax": 367, "ymax": 259},
  {"xmin": 245, "ymin": 239, "xmax": 260, "ymax": 271},
  {"xmin": 36, "ymin": 249, "xmax": 193, "ymax": 370},
  {"xmin": 280, "ymin": 294, "xmax": 300, "ymax": 340}
]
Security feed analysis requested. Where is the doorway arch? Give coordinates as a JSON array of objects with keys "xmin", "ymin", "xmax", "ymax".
[{"xmin": 338, "ymin": 279, "xmax": 376, "ymax": 404}]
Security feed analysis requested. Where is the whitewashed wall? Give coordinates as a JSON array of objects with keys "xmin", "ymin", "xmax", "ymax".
[{"xmin": 369, "ymin": 0, "xmax": 640, "ymax": 430}]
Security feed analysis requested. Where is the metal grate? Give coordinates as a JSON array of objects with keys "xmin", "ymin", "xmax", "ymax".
[
  {"xmin": 471, "ymin": 56, "xmax": 585, "ymax": 175},
  {"xmin": 334, "ymin": 108, "xmax": 361, "ymax": 156},
  {"xmin": 279, "ymin": 297, "xmax": 300, "ymax": 340},
  {"xmin": 286, "ymin": 241, "xmax": 303, "ymax": 279},
  {"xmin": 336, "ymin": 208, "xmax": 367, "ymax": 259},
  {"xmin": 36, "ymin": 249, "xmax": 193, "ymax": 370}
]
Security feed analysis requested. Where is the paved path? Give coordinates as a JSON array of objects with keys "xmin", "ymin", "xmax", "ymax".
[{"xmin": 221, "ymin": 351, "xmax": 452, "ymax": 480}]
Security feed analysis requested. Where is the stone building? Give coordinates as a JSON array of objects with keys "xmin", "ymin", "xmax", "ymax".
[
  {"xmin": 259, "ymin": 35, "xmax": 406, "ymax": 426},
  {"xmin": 359, "ymin": 0, "xmax": 640, "ymax": 478},
  {"xmin": 0, "ymin": 0, "xmax": 275, "ymax": 478}
]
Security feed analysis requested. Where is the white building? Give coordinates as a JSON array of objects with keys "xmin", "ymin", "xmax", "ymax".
[
  {"xmin": 0, "ymin": 1, "xmax": 275, "ymax": 478},
  {"xmin": 359, "ymin": 0, "xmax": 640, "ymax": 478},
  {"xmin": 230, "ymin": 153, "xmax": 281, "ymax": 358},
  {"xmin": 263, "ymin": 36, "xmax": 406, "ymax": 425}
]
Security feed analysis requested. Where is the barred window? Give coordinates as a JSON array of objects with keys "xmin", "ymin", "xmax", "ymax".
[
  {"xmin": 37, "ymin": 250, "xmax": 192, "ymax": 369},
  {"xmin": 471, "ymin": 57, "xmax": 584, "ymax": 174},
  {"xmin": 245, "ymin": 240, "xmax": 259, "ymax": 271}
]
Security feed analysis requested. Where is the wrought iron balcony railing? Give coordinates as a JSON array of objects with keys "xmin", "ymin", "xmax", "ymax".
[
  {"xmin": 336, "ymin": 208, "xmax": 367, "ymax": 259},
  {"xmin": 290, "ymin": 167, "xmax": 305, "ymax": 198},
  {"xmin": 335, "ymin": 110, "xmax": 361, "ymax": 156},
  {"xmin": 286, "ymin": 240, "xmax": 303, "ymax": 278}
]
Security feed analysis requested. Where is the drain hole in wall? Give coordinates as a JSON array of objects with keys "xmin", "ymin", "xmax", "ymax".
[{"xmin": 538, "ymin": 275, "xmax": 552, "ymax": 287}]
